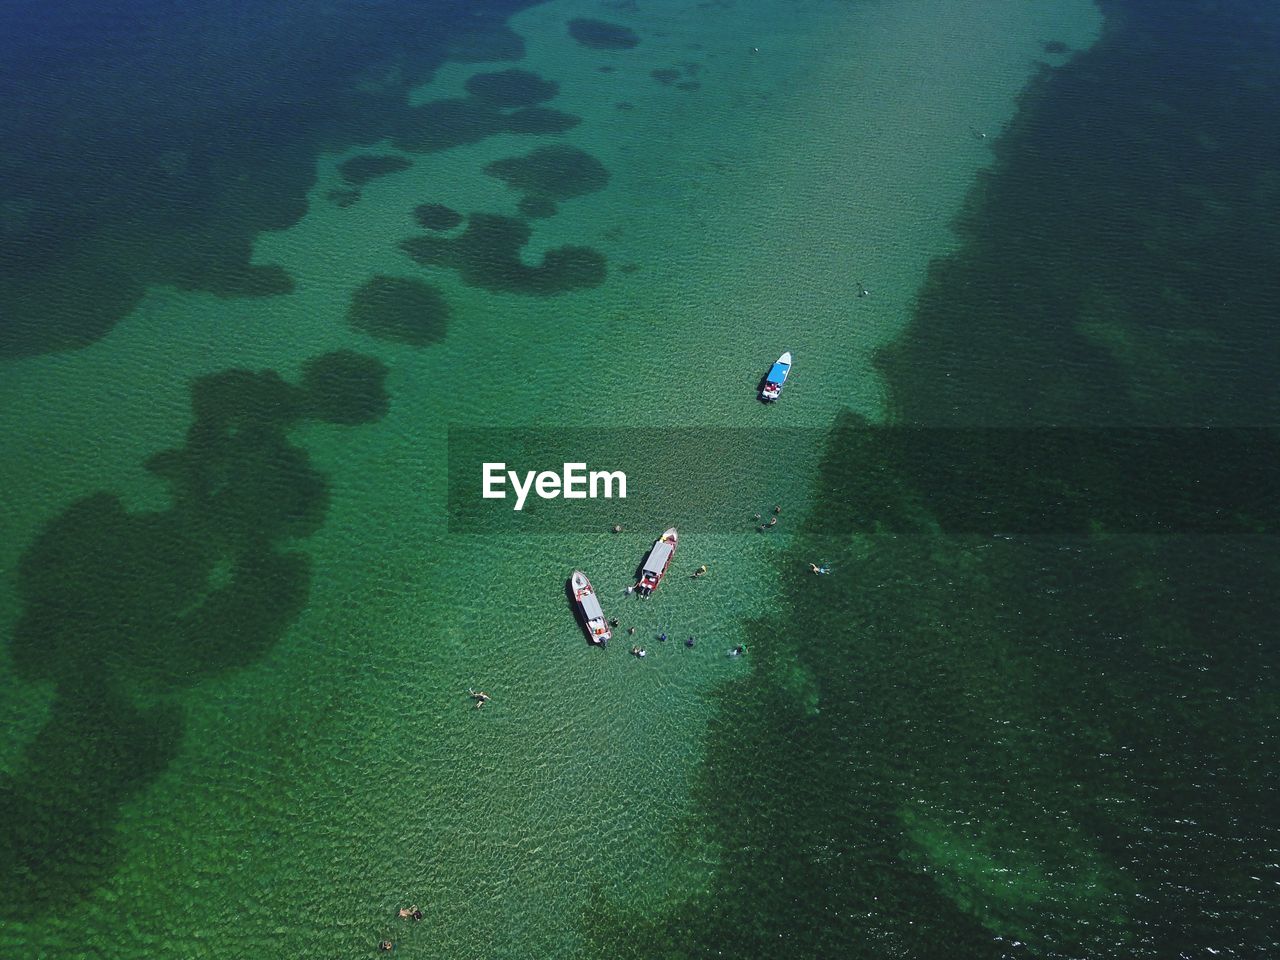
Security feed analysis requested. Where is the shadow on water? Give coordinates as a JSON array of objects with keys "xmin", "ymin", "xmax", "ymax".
[
  {"xmin": 0, "ymin": 350, "xmax": 389, "ymax": 917},
  {"xmin": 0, "ymin": 0, "xmax": 549, "ymax": 359},
  {"xmin": 567, "ymin": 18, "xmax": 640, "ymax": 50},
  {"xmin": 383, "ymin": 60, "xmax": 575, "ymax": 163},
  {"xmin": 402, "ymin": 213, "xmax": 607, "ymax": 295},
  {"xmin": 414, "ymin": 203, "xmax": 465, "ymax": 231},
  {"xmin": 484, "ymin": 144, "xmax": 610, "ymax": 220},
  {"xmin": 347, "ymin": 275, "xmax": 452, "ymax": 346},
  {"xmin": 585, "ymin": 0, "xmax": 1280, "ymax": 956},
  {"xmin": 339, "ymin": 154, "xmax": 413, "ymax": 187}
]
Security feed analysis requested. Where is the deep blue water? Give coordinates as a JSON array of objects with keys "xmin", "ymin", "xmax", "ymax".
[{"xmin": 0, "ymin": 0, "xmax": 539, "ymax": 356}]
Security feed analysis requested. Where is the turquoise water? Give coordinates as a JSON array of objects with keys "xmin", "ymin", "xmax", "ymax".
[{"xmin": 2, "ymin": 0, "xmax": 1278, "ymax": 957}]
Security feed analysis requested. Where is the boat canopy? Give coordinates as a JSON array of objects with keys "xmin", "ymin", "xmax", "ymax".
[
  {"xmin": 767, "ymin": 360, "xmax": 790, "ymax": 383},
  {"xmin": 580, "ymin": 590, "xmax": 605, "ymax": 621},
  {"xmin": 574, "ymin": 571, "xmax": 606, "ymax": 620},
  {"xmin": 643, "ymin": 540, "xmax": 675, "ymax": 575}
]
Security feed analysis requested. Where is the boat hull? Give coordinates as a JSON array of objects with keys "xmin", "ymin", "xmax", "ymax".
[
  {"xmin": 636, "ymin": 527, "xmax": 678, "ymax": 597},
  {"xmin": 759, "ymin": 351, "xmax": 791, "ymax": 402},
  {"xmin": 569, "ymin": 571, "xmax": 611, "ymax": 644}
]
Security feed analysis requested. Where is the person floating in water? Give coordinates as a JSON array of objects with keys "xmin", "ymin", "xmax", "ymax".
[
  {"xmin": 729, "ymin": 644, "xmax": 746, "ymax": 657},
  {"xmin": 628, "ymin": 626, "xmax": 636, "ymax": 635},
  {"xmin": 856, "ymin": 281, "xmax": 869, "ymax": 298},
  {"xmin": 773, "ymin": 505, "xmax": 782, "ymax": 515},
  {"xmin": 752, "ymin": 513, "xmax": 762, "ymax": 522},
  {"xmin": 612, "ymin": 524, "xmax": 624, "ymax": 534},
  {"xmin": 808, "ymin": 562, "xmax": 831, "ymax": 575},
  {"xmin": 659, "ymin": 632, "xmax": 668, "ymax": 642},
  {"xmin": 631, "ymin": 646, "xmax": 647, "ymax": 658},
  {"xmin": 379, "ymin": 941, "xmax": 394, "ymax": 952},
  {"xmin": 609, "ymin": 616, "xmax": 620, "ymax": 627},
  {"xmin": 468, "ymin": 689, "xmax": 491, "ymax": 709},
  {"xmin": 766, "ymin": 517, "xmax": 777, "ymax": 528},
  {"xmin": 686, "ymin": 636, "xmax": 696, "ymax": 647},
  {"xmin": 692, "ymin": 564, "xmax": 708, "ymax": 579}
]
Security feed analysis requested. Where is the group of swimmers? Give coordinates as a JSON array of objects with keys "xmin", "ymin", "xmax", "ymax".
[
  {"xmin": 753, "ymin": 504, "xmax": 783, "ymax": 532},
  {"xmin": 630, "ymin": 634, "xmax": 741, "ymax": 659},
  {"xmin": 606, "ymin": 616, "xmax": 638, "ymax": 637}
]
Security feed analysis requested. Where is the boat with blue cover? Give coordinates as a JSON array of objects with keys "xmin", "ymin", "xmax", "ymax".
[{"xmin": 760, "ymin": 351, "xmax": 792, "ymax": 402}]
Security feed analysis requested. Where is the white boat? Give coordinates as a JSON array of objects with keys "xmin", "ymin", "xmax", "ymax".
[
  {"xmin": 570, "ymin": 570, "xmax": 611, "ymax": 645},
  {"xmin": 760, "ymin": 351, "xmax": 791, "ymax": 402},
  {"xmin": 636, "ymin": 527, "xmax": 678, "ymax": 597}
]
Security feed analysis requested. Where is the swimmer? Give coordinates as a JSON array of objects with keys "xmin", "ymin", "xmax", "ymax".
[
  {"xmin": 609, "ymin": 616, "xmax": 620, "ymax": 628},
  {"xmin": 612, "ymin": 524, "xmax": 623, "ymax": 534},
  {"xmin": 685, "ymin": 636, "xmax": 696, "ymax": 648},
  {"xmin": 808, "ymin": 562, "xmax": 831, "ymax": 575},
  {"xmin": 729, "ymin": 644, "xmax": 746, "ymax": 657},
  {"xmin": 625, "ymin": 585, "xmax": 634, "ymax": 595},
  {"xmin": 692, "ymin": 564, "xmax": 708, "ymax": 579},
  {"xmin": 659, "ymin": 632, "xmax": 668, "ymax": 642},
  {"xmin": 379, "ymin": 941, "xmax": 394, "ymax": 952},
  {"xmin": 468, "ymin": 689, "xmax": 492, "ymax": 709},
  {"xmin": 773, "ymin": 505, "xmax": 781, "ymax": 515},
  {"xmin": 752, "ymin": 513, "xmax": 761, "ymax": 521},
  {"xmin": 766, "ymin": 517, "xmax": 777, "ymax": 528},
  {"xmin": 398, "ymin": 906, "xmax": 419, "ymax": 919},
  {"xmin": 628, "ymin": 626, "xmax": 636, "ymax": 635}
]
